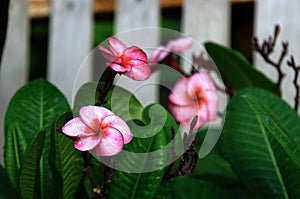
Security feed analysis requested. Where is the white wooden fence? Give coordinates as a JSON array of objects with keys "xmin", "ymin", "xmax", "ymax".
[{"xmin": 1, "ymin": 0, "xmax": 299, "ymax": 165}]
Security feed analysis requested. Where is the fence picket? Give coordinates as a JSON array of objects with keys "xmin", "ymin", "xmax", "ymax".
[
  {"xmin": 114, "ymin": 0, "xmax": 160, "ymax": 106},
  {"xmin": 0, "ymin": 0, "xmax": 29, "ymax": 165},
  {"xmin": 254, "ymin": 0, "xmax": 300, "ymax": 112},
  {"xmin": 48, "ymin": 0, "xmax": 93, "ymax": 104},
  {"xmin": 182, "ymin": 0, "xmax": 230, "ymax": 127}
]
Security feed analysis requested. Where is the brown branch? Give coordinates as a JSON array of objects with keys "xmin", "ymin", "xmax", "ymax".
[
  {"xmin": 82, "ymin": 152, "xmax": 100, "ymax": 191},
  {"xmin": 287, "ymin": 56, "xmax": 300, "ymax": 111},
  {"xmin": 253, "ymin": 24, "xmax": 288, "ymax": 95},
  {"xmin": 164, "ymin": 116, "xmax": 199, "ymax": 180}
]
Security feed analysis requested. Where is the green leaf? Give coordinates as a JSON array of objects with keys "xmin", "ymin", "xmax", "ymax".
[
  {"xmin": 73, "ymin": 82, "xmax": 143, "ymax": 121},
  {"xmin": 222, "ymin": 88, "xmax": 300, "ymax": 198},
  {"xmin": 50, "ymin": 112, "xmax": 85, "ymax": 199},
  {"xmin": 4, "ymin": 78, "xmax": 70, "ymax": 198},
  {"xmin": 3, "ymin": 122, "xmax": 27, "ymax": 192},
  {"xmin": 0, "ymin": 165, "xmax": 18, "ymax": 199},
  {"xmin": 19, "ymin": 130, "xmax": 45, "ymax": 199},
  {"xmin": 204, "ymin": 42, "xmax": 276, "ymax": 92},
  {"xmin": 174, "ymin": 177, "xmax": 241, "ymax": 199},
  {"xmin": 5, "ymin": 78, "xmax": 70, "ymax": 142},
  {"xmin": 107, "ymin": 104, "xmax": 177, "ymax": 199},
  {"xmin": 192, "ymin": 129, "xmax": 241, "ymax": 186}
]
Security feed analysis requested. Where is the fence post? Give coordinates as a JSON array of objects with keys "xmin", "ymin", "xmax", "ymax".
[
  {"xmin": 0, "ymin": 0, "xmax": 29, "ymax": 165},
  {"xmin": 182, "ymin": 0, "xmax": 230, "ymax": 128},
  {"xmin": 254, "ymin": 0, "xmax": 300, "ymax": 113},
  {"xmin": 48, "ymin": 0, "xmax": 93, "ymax": 105},
  {"xmin": 114, "ymin": 0, "xmax": 160, "ymax": 106},
  {"xmin": 182, "ymin": 0, "xmax": 230, "ymax": 43}
]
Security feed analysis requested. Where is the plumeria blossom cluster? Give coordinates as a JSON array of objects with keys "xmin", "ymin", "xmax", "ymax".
[
  {"xmin": 62, "ymin": 106, "xmax": 132, "ymax": 156},
  {"xmin": 150, "ymin": 36, "xmax": 218, "ymax": 131},
  {"xmin": 169, "ymin": 72, "xmax": 218, "ymax": 130},
  {"xmin": 98, "ymin": 37, "xmax": 151, "ymax": 81},
  {"xmin": 62, "ymin": 36, "xmax": 218, "ymax": 158}
]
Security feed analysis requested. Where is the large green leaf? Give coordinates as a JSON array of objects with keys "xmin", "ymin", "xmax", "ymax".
[
  {"xmin": 204, "ymin": 42, "xmax": 276, "ymax": 92},
  {"xmin": 4, "ymin": 78, "xmax": 70, "ymax": 198},
  {"xmin": 73, "ymin": 82, "xmax": 143, "ymax": 121},
  {"xmin": 222, "ymin": 88, "xmax": 300, "ymax": 198},
  {"xmin": 50, "ymin": 112, "xmax": 85, "ymax": 199},
  {"xmin": 173, "ymin": 177, "xmax": 245, "ymax": 199},
  {"xmin": 0, "ymin": 165, "xmax": 18, "ymax": 199},
  {"xmin": 3, "ymin": 122, "xmax": 27, "ymax": 192},
  {"xmin": 5, "ymin": 78, "xmax": 70, "ymax": 142},
  {"xmin": 19, "ymin": 130, "xmax": 45, "ymax": 199},
  {"xmin": 107, "ymin": 104, "xmax": 177, "ymax": 199},
  {"xmin": 191, "ymin": 129, "xmax": 244, "ymax": 186}
]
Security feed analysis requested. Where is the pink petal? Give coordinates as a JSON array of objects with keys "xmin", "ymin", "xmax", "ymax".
[
  {"xmin": 91, "ymin": 127, "xmax": 124, "ymax": 156},
  {"xmin": 62, "ymin": 117, "xmax": 91, "ymax": 137},
  {"xmin": 168, "ymin": 104, "xmax": 198, "ymax": 124},
  {"xmin": 167, "ymin": 36, "xmax": 193, "ymax": 52},
  {"xmin": 188, "ymin": 72, "xmax": 216, "ymax": 95},
  {"xmin": 109, "ymin": 62, "xmax": 130, "ymax": 72},
  {"xmin": 123, "ymin": 46, "xmax": 147, "ymax": 62},
  {"xmin": 108, "ymin": 37, "xmax": 126, "ymax": 57},
  {"xmin": 193, "ymin": 106, "xmax": 209, "ymax": 130},
  {"xmin": 74, "ymin": 135, "xmax": 102, "ymax": 151},
  {"xmin": 169, "ymin": 77, "xmax": 193, "ymax": 106},
  {"xmin": 102, "ymin": 115, "xmax": 132, "ymax": 144},
  {"xmin": 125, "ymin": 62, "xmax": 151, "ymax": 81},
  {"xmin": 79, "ymin": 106, "xmax": 114, "ymax": 131},
  {"xmin": 203, "ymin": 91, "xmax": 218, "ymax": 121},
  {"xmin": 98, "ymin": 46, "xmax": 118, "ymax": 62},
  {"xmin": 149, "ymin": 46, "xmax": 170, "ymax": 63}
]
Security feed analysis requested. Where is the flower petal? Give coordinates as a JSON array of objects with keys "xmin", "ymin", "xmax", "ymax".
[
  {"xmin": 62, "ymin": 117, "xmax": 90, "ymax": 137},
  {"xmin": 98, "ymin": 46, "xmax": 118, "ymax": 62},
  {"xmin": 149, "ymin": 46, "xmax": 170, "ymax": 63},
  {"xmin": 188, "ymin": 72, "xmax": 216, "ymax": 95},
  {"xmin": 169, "ymin": 77, "xmax": 193, "ymax": 106},
  {"xmin": 74, "ymin": 135, "xmax": 102, "ymax": 151},
  {"xmin": 167, "ymin": 36, "xmax": 193, "ymax": 52},
  {"xmin": 91, "ymin": 127, "xmax": 124, "ymax": 156},
  {"xmin": 79, "ymin": 106, "xmax": 114, "ymax": 131},
  {"xmin": 108, "ymin": 37, "xmax": 126, "ymax": 57},
  {"xmin": 123, "ymin": 46, "xmax": 147, "ymax": 62},
  {"xmin": 203, "ymin": 90, "xmax": 218, "ymax": 121},
  {"xmin": 102, "ymin": 115, "xmax": 132, "ymax": 144},
  {"xmin": 125, "ymin": 62, "xmax": 151, "ymax": 81},
  {"xmin": 168, "ymin": 104, "xmax": 198, "ymax": 124},
  {"xmin": 109, "ymin": 62, "xmax": 130, "ymax": 73}
]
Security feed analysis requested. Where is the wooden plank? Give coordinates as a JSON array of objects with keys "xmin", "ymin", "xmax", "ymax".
[
  {"xmin": 0, "ymin": 0, "xmax": 29, "ymax": 165},
  {"xmin": 254, "ymin": 0, "xmax": 300, "ymax": 112},
  {"xmin": 182, "ymin": 0, "xmax": 230, "ymax": 72},
  {"xmin": 114, "ymin": 0, "xmax": 160, "ymax": 106},
  {"xmin": 182, "ymin": 0, "xmax": 230, "ymax": 45},
  {"xmin": 48, "ymin": 0, "xmax": 93, "ymax": 104},
  {"xmin": 182, "ymin": 0, "xmax": 230, "ymax": 132}
]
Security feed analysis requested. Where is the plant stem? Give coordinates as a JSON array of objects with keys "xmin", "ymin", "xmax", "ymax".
[
  {"xmin": 287, "ymin": 56, "xmax": 300, "ymax": 112},
  {"xmin": 82, "ymin": 152, "xmax": 98, "ymax": 188},
  {"xmin": 253, "ymin": 24, "xmax": 288, "ymax": 95}
]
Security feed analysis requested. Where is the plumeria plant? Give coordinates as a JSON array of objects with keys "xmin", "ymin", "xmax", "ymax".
[{"xmin": 1, "ymin": 25, "xmax": 300, "ymax": 199}]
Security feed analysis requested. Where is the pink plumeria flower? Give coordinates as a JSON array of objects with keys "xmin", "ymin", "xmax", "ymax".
[
  {"xmin": 62, "ymin": 106, "xmax": 132, "ymax": 156},
  {"xmin": 150, "ymin": 36, "xmax": 193, "ymax": 64},
  {"xmin": 98, "ymin": 37, "xmax": 151, "ymax": 81},
  {"xmin": 168, "ymin": 72, "xmax": 218, "ymax": 130}
]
